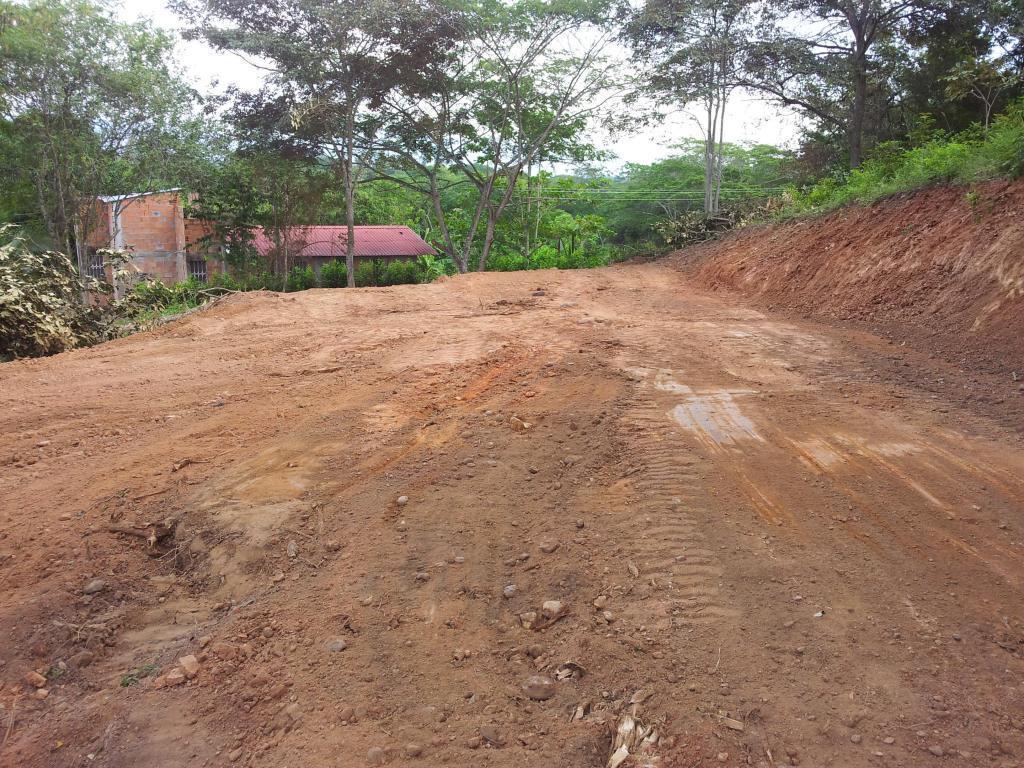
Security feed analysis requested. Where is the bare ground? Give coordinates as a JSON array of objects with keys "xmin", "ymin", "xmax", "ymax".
[{"xmin": 1, "ymin": 264, "xmax": 1023, "ymax": 768}]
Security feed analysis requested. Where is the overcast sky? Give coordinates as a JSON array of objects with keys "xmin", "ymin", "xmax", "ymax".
[{"xmin": 118, "ymin": 0, "xmax": 804, "ymax": 169}]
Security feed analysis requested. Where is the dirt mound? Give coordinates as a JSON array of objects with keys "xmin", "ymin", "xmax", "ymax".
[
  {"xmin": 686, "ymin": 180, "xmax": 1024, "ymax": 380},
  {"xmin": 3, "ymin": 264, "xmax": 1024, "ymax": 767}
]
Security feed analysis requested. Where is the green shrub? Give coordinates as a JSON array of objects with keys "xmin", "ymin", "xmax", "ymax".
[
  {"xmin": 486, "ymin": 252, "xmax": 527, "ymax": 271},
  {"xmin": 417, "ymin": 254, "xmax": 455, "ymax": 281},
  {"xmin": 379, "ymin": 259, "xmax": 421, "ymax": 286},
  {"xmin": 354, "ymin": 261, "xmax": 377, "ymax": 287},
  {"xmin": 785, "ymin": 98, "xmax": 1024, "ymax": 215},
  {"xmin": 286, "ymin": 264, "xmax": 315, "ymax": 291},
  {"xmin": 320, "ymin": 259, "xmax": 347, "ymax": 288},
  {"xmin": 208, "ymin": 272, "xmax": 240, "ymax": 291},
  {"xmin": 239, "ymin": 271, "xmax": 284, "ymax": 291}
]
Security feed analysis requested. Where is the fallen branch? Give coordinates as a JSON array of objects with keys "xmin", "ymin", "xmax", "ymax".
[{"xmin": 2, "ymin": 694, "xmax": 17, "ymax": 748}]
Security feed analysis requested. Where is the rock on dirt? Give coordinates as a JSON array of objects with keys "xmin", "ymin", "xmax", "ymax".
[
  {"xmin": 522, "ymin": 675, "xmax": 555, "ymax": 701},
  {"xmin": 178, "ymin": 654, "xmax": 200, "ymax": 679},
  {"xmin": 82, "ymin": 578, "xmax": 107, "ymax": 595},
  {"xmin": 541, "ymin": 600, "xmax": 564, "ymax": 618},
  {"xmin": 479, "ymin": 725, "xmax": 504, "ymax": 746}
]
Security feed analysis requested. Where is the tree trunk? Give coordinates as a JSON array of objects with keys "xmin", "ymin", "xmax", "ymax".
[
  {"xmin": 849, "ymin": 42, "xmax": 869, "ymax": 168},
  {"xmin": 343, "ymin": 105, "xmax": 357, "ymax": 288},
  {"xmin": 477, "ymin": 210, "xmax": 498, "ymax": 273},
  {"xmin": 428, "ymin": 174, "xmax": 458, "ymax": 264}
]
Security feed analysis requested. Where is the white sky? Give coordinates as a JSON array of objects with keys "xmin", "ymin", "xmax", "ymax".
[{"xmin": 118, "ymin": 0, "xmax": 804, "ymax": 169}]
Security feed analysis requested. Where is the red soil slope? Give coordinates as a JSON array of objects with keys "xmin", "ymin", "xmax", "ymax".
[{"xmin": 687, "ymin": 181, "xmax": 1024, "ymax": 384}]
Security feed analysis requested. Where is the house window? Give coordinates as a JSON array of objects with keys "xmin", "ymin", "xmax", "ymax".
[
  {"xmin": 187, "ymin": 258, "xmax": 208, "ymax": 282},
  {"xmin": 86, "ymin": 249, "xmax": 105, "ymax": 280}
]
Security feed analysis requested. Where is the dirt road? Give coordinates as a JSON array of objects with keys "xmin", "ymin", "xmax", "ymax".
[{"xmin": 2, "ymin": 264, "xmax": 1022, "ymax": 768}]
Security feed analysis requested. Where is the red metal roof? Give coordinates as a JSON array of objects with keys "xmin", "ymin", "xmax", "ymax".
[{"xmin": 252, "ymin": 225, "xmax": 435, "ymax": 259}]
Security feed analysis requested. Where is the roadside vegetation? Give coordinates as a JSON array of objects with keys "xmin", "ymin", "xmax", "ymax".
[
  {"xmin": 1, "ymin": 0, "xmax": 1022, "ymax": 358},
  {"xmin": 785, "ymin": 100, "xmax": 1024, "ymax": 214}
]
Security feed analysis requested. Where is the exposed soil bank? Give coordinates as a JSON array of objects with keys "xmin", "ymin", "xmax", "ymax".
[{"xmin": 685, "ymin": 181, "xmax": 1024, "ymax": 388}]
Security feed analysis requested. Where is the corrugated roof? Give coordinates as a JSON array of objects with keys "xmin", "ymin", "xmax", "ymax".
[
  {"xmin": 252, "ymin": 225, "xmax": 436, "ymax": 259},
  {"xmin": 97, "ymin": 189, "xmax": 182, "ymax": 203}
]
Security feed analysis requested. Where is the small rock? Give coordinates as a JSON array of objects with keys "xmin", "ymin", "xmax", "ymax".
[
  {"xmin": 602, "ymin": 610, "xmax": 615, "ymax": 623},
  {"xmin": 717, "ymin": 753, "xmax": 729, "ymax": 763},
  {"xmin": 465, "ymin": 736, "xmax": 482, "ymax": 750},
  {"xmin": 178, "ymin": 654, "xmax": 200, "ymax": 679},
  {"xmin": 325, "ymin": 638, "xmax": 347, "ymax": 652},
  {"xmin": 162, "ymin": 668, "xmax": 187, "ymax": 687},
  {"xmin": 366, "ymin": 746, "xmax": 386, "ymax": 764},
  {"xmin": 397, "ymin": 495, "xmax": 409, "ymax": 506},
  {"xmin": 479, "ymin": 725, "xmax": 503, "ymax": 745},
  {"xmin": 883, "ymin": 737, "xmax": 895, "ymax": 745},
  {"xmin": 575, "ymin": 519, "xmax": 585, "ymax": 529},
  {"xmin": 272, "ymin": 571, "xmax": 286, "ymax": 583},
  {"xmin": 32, "ymin": 688, "xmax": 49, "ymax": 700},
  {"xmin": 210, "ymin": 642, "xmax": 239, "ymax": 660},
  {"xmin": 68, "ymin": 650, "xmax": 95, "ymax": 669},
  {"xmin": 415, "ymin": 571, "xmax": 430, "ymax": 582},
  {"xmin": 593, "ymin": 595, "xmax": 608, "ymax": 609},
  {"xmin": 510, "ymin": 417, "xmax": 530, "ymax": 431},
  {"xmin": 503, "ymin": 584, "xmax": 518, "ymax": 599},
  {"xmin": 521, "ymin": 675, "xmax": 555, "ymax": 701},
  {"xmin": 286, "ymin": 539, "xmax": 298, "ymax": 558},
  {"xmin": 539, "ymin": 541, "xmax": 559, "ymax": 554},
  {"xmin": 927, "ymin": 745, "xmax": 945, "ymax": 757},
  {"xmin": 228, "ymin": 747, "xmax": 243, "ymax": 763},
  {"xmin": 83, "ymin": 579, "xmax": 106, "ymax": 595},
  {"xmin": 24, "ymin": 671, "xmax": 47, "ymax": 688},
  {"xmin": 541, "ymin": 600, "xmax": 563, "ymax": 618},
  {"xmin": 338, "ymin": 705, "xmax": 355, "ymax": 722},
  {"xmin": 851, "ymin": 734, "xmax": 862, "ymax": 744},
  {"xmin": 405, "ymin": 743, "xmax": 423, "ymax": 758}
]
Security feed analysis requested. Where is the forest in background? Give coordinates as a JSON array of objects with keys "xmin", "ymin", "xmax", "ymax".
[{"xmin": 1, "ymin": 0, "xmax": 1022, "ymax": 298}]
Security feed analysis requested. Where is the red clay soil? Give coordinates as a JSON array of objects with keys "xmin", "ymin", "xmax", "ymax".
[
  {"xmin": 1, "ymin": 264, "xmax": 1023, "ymax": 768},
  {"xmin": 687, "ymin": 180, "xmax": 1024, "ymax": 390}
]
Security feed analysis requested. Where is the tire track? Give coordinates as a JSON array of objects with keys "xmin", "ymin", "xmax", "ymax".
[{"xmin": 617, "ymin": 391, "xmax": 734, "ymax": 628}]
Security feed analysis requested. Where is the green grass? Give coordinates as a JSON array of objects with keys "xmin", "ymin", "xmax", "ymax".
[
  {"xmin": 783, "ymin": 99, "xmax": 1024, "ymax": 216},
  {"xmin": 120, "ymin": 663, "xmax": 159, "ymax": 687}
]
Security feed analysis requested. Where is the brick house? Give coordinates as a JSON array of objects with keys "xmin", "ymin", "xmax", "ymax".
[
  {"xmin": 81, "ymin": 190, "xmax": 225, "ymax": 295},
  {"xmin": 82, "ymin": 190, "xmax": 435, "ymax": 293}
]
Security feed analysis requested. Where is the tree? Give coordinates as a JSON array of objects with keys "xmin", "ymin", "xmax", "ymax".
[
  {"xmin": 945, "ymin": 56, "xmax": 1021, "ymax": 133},
  {"xmin": 626, "ymin": 0, "xmax": 756, "ymax": 214},
  {"xmin": 743, "ymin": 0, "xmax": 942, "ymax": 168},
  {"xmin": 177, "ymin": 0, "xmax": 463, "ymax": 286},
  {"xmin": 374, "ymin": 0, "xmax": 620, "ymax": 272},
  {"xmin": 0, "ymin": 0, "xmax": 205, "ymax": 266}
]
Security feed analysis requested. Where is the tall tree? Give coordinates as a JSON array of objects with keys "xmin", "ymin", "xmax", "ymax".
[
  {"xmin": 743, "ymin": 0, "xmax": 945, "ymax": 167},
  {"xmin": 177, "ymin": 0, "xmax": 463, "ymax": 286},
  {"xmin": 0, "ymin": 0, "xmax": 204, "ymax": 262},
  {"xmin": 626, "ymin": 0, "xmax": 756, "ymax": 215},
  {"xmin": 375, "ymin": 0, "xmax": 620, "ymax": 272}
]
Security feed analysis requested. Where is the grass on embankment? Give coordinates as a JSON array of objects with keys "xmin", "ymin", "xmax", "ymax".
[{"xmin": 782, "ymin": 100, "xmax": 1024, "ymax": 216}]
